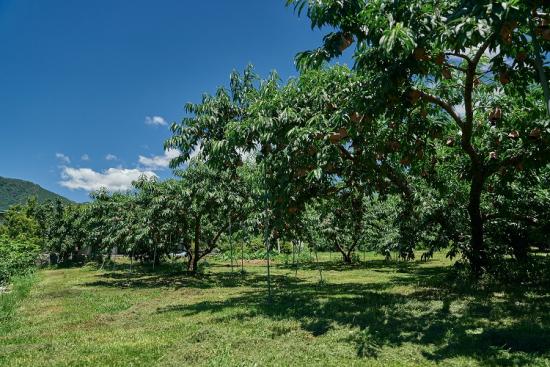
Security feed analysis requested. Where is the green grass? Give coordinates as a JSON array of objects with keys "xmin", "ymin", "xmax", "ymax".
[
  {"xmin": 0, "ymin": 252, "xmax": 549, "ymax": 366},
  {"xmin": 0, "ymin": 274, "xmax": 37, "ymax": 333}
]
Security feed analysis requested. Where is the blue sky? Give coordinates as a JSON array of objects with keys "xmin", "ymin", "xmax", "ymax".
[{"xmin": 0, "ymin": 0, "xmax": 341, "ymax": 202}]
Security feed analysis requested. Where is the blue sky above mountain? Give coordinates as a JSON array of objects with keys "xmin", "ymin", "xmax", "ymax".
[{"xmin": 0, "ymin": 0, "xmax": 349, "ymax": 202}]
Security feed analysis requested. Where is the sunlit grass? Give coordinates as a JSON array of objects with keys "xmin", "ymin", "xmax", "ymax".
[
  {"xmin": 0, "ymin": 252, "xmax": 548, "ymax": 366},
  {"xmin": 0, "ymin": 273, "xmax": 36, "ymax": 334}
]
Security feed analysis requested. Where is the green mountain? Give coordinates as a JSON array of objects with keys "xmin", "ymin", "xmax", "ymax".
[{"xmin": 0, "ymin": 177, "xmax": 71, "ymax": 211}]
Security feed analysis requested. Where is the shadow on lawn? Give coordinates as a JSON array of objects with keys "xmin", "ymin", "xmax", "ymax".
[
  {"xmin": 87, "ymin": 258, "xmax": 550, "ymax": 365},
  {"xmin": 84, "ymin": 263, "xmax": 308, "ymax": 290},
  {"xmin": 277, "ymin": 258, "xmax": 422, "ymax": 273}
]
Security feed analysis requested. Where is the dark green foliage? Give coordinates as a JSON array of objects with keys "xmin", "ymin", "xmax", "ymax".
[
  {"xmin": 0, "ymin": 177, "xmax": 71, "ymax": 211},
  {"xmin": 302, "ymin": 189, "xmax": 367, "ymax": 263},
  {"xmin": 484, "ymin": 166, "xmax": 550, "ymax": 261},
  {"xmin": 0, "ymin": 237, "xmax": 40, "ymax": 285},
  {"xmin": 0, "ymin": 202, "xmax": 42, "ymax": 284},
  {"xmin": 32, "ymin": 199, "xmax": 85, "ymax": 263},
  {"xmin": 281, "ymin": 0, "xmax": 550, "ymax": 273},
  {"xmin": 2, "ymin": 0, "xmax": 548, "ymax": 284},
  {"xmin": 163, "ymin": 59, "xmax": 550, "ymax": 274},
  {"xmin": 172, "ymin": 161, "xmax": 259, "ymax": 272},
  {"xmin": 0, "ymin": 203, "xmax": 41, "ymax": 243}
]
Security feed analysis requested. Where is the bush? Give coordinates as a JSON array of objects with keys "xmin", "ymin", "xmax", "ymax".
[
  {"xmin": 0, "ymin": 236, "xmax": 40, "ymax": 285},
  {"xmin": 0, "ymin": 204, "xmax": 41, "ymax": 243}
]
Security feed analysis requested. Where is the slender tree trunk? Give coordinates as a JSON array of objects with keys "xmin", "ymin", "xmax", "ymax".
[
  {"xmin": 153, "ymin": 241, "xmax": 158, "ymax": 271},
  {"xmin": 315, "ymin": 245, "xmax": 323, "ymax": 283},
  {"xmin": 185, "ymin": 252, "xmax": 192, "ymax": 271},
  {"xmin": 468, "ymin": 171, "xmax": 486, "ymax": 274},
  {"xmin": 462, "ymin": 39, "xmax": 491, "ymax": 274},
  {"xmin": 266, "ymin": 238, "xmax": 271, "ymax": 298},
  {"xmin": 510, "ymin": 230, "xmax": 529, "ymax": 262},
  {"xmin": 334, "ymin": 240, "xmax": 353, "ymax": 264},
  {"xmin": 292, "ymin": 240, "xmax": 297, "ymax": 277},
  {"xmin": 188, "ymin": 215, "xmax": 201, "ymax": 274},
  {"xmin": 229, "ymin": 216, "xmax": 234, "ymax": 272},
  {"xmin": 190, "ymin": 254, "xmax": 199, "ymax": 274},
  {"xmin": 341, "ymin": 250, "xmax": 352, "ymax": 264},
  {"xmin": 241, "ymin": 223, "xmax": 245, "ymax": 274}
]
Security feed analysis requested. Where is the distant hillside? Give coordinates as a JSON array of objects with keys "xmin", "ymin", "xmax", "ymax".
[{"xmin": 0, "ymin": 177, "xmax": 71, "ymax": 211}]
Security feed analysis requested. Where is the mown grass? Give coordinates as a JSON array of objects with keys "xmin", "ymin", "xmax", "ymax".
[{"xmin": 0, "ymin": 252, "xmax": 549, "ymax": 366}]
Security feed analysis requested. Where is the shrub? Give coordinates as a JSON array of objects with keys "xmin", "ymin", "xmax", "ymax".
[
  {"xmin": 0, "ymin": 236, "xmax": 40, "ymax": 285},
  {"xmin": 0, "ymin": 204, "xmax": 41, "ymax": 243}
]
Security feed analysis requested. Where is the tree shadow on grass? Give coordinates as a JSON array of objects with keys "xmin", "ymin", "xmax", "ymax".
[
  {"xmin": 276, "ymin": 258, "xmax": 422, "ymax": 273},
  {"xmin": 157, "ymin": 260, "xmax": 550, "ymax": 366},
  {"xmin": 84, "ymin": 257, "xmax": 550, "ymax": 366},
  {"xmin": 84, "ymin": 266, "xmax": 311, "ymax": 291}
]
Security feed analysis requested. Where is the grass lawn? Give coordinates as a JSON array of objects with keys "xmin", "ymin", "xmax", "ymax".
[{"xmin": 0, "ymin": 252, "xmax": 549, "ymax": 366}]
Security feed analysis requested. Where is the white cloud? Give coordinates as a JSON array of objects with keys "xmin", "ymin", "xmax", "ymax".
[
  {"xmin": 81, "ymin": 154, "xmax": 90, "ymax": 161},
  {"xmin": 55, "ymin": 153, "xmax": 71, "ymax": 164},
  {"xmin": 60, "ymin": 167, "xmax": 157, "ymax": 192},
  {"xmin": 145, "ymin": 116, "xmax": 167, "ymax": 126},
  {"xmin": 138, "ymin": 149, "xmax": 180, "ymax": 170},
  {"xmin": 105, "ymin": 154, "xmax": 118, "ymax": 161}
]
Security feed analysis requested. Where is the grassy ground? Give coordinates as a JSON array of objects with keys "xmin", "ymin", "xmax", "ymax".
[
  {"xmin": 0, "ymin": 252, "xmax": 549, "ymax": 367},
  {"xmin": 0, "ymin": 274, "xmax": 35, "ymax": 331}
]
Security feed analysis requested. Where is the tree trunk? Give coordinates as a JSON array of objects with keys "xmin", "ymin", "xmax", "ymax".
[
  {"xmin": 461, "ymin": 39, "xmax": 492, "ymax": 275},
  {"xmin": 152, "ymin": 241, "xmax": 158, "ymax": 270},
  {"xmin": 334, "ymin": 240, "xmax": 353, "ymax": 264},
  {"xmin": 511, "ymin": 234, "xmax": 529, "ymax": 263},
  {"xmin": 229, "ymin": 217, "xmax": 234, "ymax": 272},
  {"xmin": 467, "ymin": 171, "xmax": 486, "ymax": 275},
  {"xmin": 188, "ymin": 215, "xmax": 201, "ymax": 274},
  {"xmin": 241, "ymin": 223, "xmax": 245, "ymax": 274},
  {"xmin": 292, "ymin": 240, "xmax": 297, "ymax": 277},
  {"xmin": 342, "ymin": 251, "xmax": 352, "ymax": 264},
  {"xmin": 315, "ymin": 245, "xmax": 323, "ymax": 283}
]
